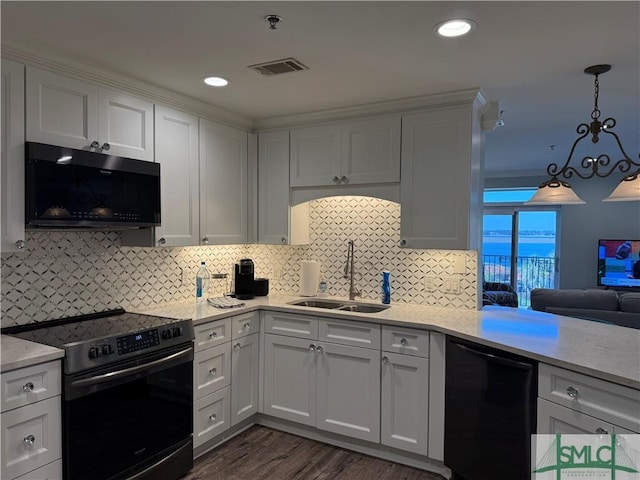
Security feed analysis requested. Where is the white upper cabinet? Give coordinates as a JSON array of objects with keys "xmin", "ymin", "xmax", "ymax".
[
  {"xmin": 199, "ymin": 118, "xmax": 248, "ymax": 245},
  {"xmin": 290, "ymin": 116, "xmax": 400, "ymax": 188},
  {"xmin": 1, "ymin": 59, "xmax": 26, "ymax": 254},
  {"xmin": 258, "ymin": 131, "xmax": 309, "ymax": 245},
  {"xmin": 400, "ymin": 103, "xmax": 483, "ymax": 250},
  {"xmin": 26, "ymin": 67, "xmax": 154, "ymax": 161},
  {"xmin": 153, "ymin": 105, "xmax": 200, "ymax": 247}
]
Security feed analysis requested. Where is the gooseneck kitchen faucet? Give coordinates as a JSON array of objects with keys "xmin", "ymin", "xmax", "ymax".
[{"xmin": 344, "ymin": 240, "xmax": 361, "ymax": 300}]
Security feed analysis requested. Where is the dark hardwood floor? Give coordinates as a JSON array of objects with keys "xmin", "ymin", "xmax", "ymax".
[{"xmin": 183, "ymin": 426, "xmax": 445, "ymax": 480}]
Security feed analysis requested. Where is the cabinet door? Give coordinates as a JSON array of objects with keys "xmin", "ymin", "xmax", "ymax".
[
  {"xmin": 258, "ymin": 130, "xmax": 291, "ymax": 245},
  {"xmin": 400, "ymin": 105, "xmax": 481, "ymax": 250},
  {"xmin": 231, "ymin": 333, "xmax": 259, "ymax": 426},
  {"xmin": 290, "ymin": 124, "xmax": 341, "ymax": 187},
  {"xmin": 341, "ymin": 116, "xmax": 400, "ymax": 185},
  {"xmin": 154, "ymin": 106, "xmax": 200, "ymax": 246},
  {"xmin": 26, "ymin": 67, "xmax": 98, "ymax": 149},
  {"xmin": 381, "ymin": 352, "xmax": 429, "ymax": 455},
  {"xmin": 199, "ymin": 119, "xmax": 248, "ymax": 245},
  {"xmin": 98, "ymin": 89, "xmax": 154, "ymax": 161},
  {"xmin": 316, "ymin": 342, "xmax": 380, "ymax": 443},
  {"xmin": 194, "ymin": 386, "xmax": 230, "ymax": 448},
  {"xmin": 537, "ymin": 397, "xmax": 614, "ymax": 435},
  {"xmin": 1, "ymin": 59, "xmax": 25, "ymax": 254},
  {"xmin": 263, "ymin": 334, "xmax": 316, "ymax": 426}
]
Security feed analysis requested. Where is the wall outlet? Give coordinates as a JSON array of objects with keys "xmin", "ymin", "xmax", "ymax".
[
  {"xmin": 273, "ymin": 265, "xmax": 283, "ymax": 280},
  {"xmin": 424, "ymin": 276, "xmax": 435, "ymax": 291}
]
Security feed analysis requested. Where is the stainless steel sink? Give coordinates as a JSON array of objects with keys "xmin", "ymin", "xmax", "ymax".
[
  {"xmin": 288, "ymin": 299, "xmax": 390, "ymax": 313},
  {"xmin": 337, "ymin": 304, "xmax": 390, "ymax": 313}
]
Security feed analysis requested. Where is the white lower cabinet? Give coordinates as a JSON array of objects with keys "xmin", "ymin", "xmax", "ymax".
[
  {"xmin": 537, "ymin": 397, "xmax": 617, "ymax": 435},
  {"xmin": 231, "ymin": 333, "xmax": 260, "ymax": 426},
  {"xmin": 14, "ymin": 459, "xmax": 61, "ymax": 480},
  {"xmin": 194, "ymin": 342, "xmax": 231, "ymax": 400},
  {"xmin": 381, "ymin": 352, "xmax": 429, "ymax": 454},
  {"xmin": 194, "ymin": 386, "xmax": 231, "ymax": 448}
]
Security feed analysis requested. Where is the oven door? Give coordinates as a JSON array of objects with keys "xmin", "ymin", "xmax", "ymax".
[{"xmin": 63, "ymin": 343, "xmax": 193, "ymax": 480}]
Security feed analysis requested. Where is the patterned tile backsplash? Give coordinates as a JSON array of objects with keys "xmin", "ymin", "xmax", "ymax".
[{"xmin": 1, "ymin": 196, "xmax": 478, "ymax": 327}]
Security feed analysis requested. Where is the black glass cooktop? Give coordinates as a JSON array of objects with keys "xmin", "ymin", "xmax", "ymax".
[{"xmin": 2, "ymin": 309, "xmax": 183, "ymax": 348}]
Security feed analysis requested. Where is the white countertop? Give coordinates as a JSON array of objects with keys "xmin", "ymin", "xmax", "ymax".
[
  {"xmin": 130, "ymin": 294, "xmax": 640, "ymax": 390},
  {"xmin": 1, "ymin": 334, "xmax": 65, "ymax": 372}
]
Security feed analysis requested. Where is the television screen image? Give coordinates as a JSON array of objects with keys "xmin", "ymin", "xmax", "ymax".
[{"xmin": 597, "ymin": 239, "xmax": 640, "ymax": 288}]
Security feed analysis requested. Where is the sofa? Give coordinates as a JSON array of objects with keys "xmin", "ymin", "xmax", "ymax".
[
  {"xmin": 530, "ymin": 288, "xmax": 640, "ymax": 329},
  {"xmin": 483, "ymin": 281, "xmax": 518, "ymax": 307}
]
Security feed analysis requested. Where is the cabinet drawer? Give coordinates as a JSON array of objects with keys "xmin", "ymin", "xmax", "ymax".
[
  {"xmin": 319, "ymin": 318, "xmax": 380, "ymax": 349},
  {"xmin": 537, "ymin": 397, "xmax": 617, "ymax": 435},
  {"xmin": 194, "ymin": 343, "xmax": 231, "ymax": 400},
  {"xmin": 1, "ymin": 361, "xmax": 61, "ymax": 413},
  {"xmin": 15, "ymin": 459, "xmax": 61, "ymax": 480},
  {"xmin": 232, "ymin": 311, "xmax": 260, "ymax": 339},
  {"xmin": 1, "ymin": 396, "xmax": 61, "ymax": 480},
  {"xmin": 381, "ymin": 326, "xmax": 429, "ymax": 357},
  {"xmin": 539, "ymin": 363, "xmax": 640, "ymax": 432},
  {"xmin": 194, "ymin": 386, "xmax": 230, "ymax": 448},
  {"xmin": 263, "ymin": 311, "xmax": 318, "ymax": 339},
  {"xmin": 194, "ymin": 317, "xmax": 232, "ymax": 352}
]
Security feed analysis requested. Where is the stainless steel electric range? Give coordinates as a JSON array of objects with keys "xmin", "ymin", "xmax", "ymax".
[{"xmin": 3, "ymin": 309, "xmax": 195, "ymax": 480}]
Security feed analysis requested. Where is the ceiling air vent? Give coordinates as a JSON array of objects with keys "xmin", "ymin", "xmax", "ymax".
[{"xmin": 248, "ymin": 58, "xmax": 308, "ymax": 76}]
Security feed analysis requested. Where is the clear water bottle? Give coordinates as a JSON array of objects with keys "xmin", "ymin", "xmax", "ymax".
[{"xmin": 196, "ymin": 261, "xmax": 211, "ymax": 303}]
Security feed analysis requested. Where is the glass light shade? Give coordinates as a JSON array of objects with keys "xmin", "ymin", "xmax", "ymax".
[
  {"xmin": 602, "ymin": 172, "xmax": 640, "ymax": 202},
  {"xmin": 526, "ymin": 182, "xmax": 586, "ymax": 205}
]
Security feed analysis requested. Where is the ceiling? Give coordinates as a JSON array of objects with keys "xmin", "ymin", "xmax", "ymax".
[{"xmin": 2, "ymin": 1, "xmax": 639, "ymax": 177}]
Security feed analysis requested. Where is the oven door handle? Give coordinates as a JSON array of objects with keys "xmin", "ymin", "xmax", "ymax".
[{"xmin": 70, "ymin": 346, "xmax": 193, "ymax": 388}]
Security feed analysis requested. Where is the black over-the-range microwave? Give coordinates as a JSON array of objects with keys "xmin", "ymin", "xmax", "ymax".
[{"xmin": 25, "ymin": 142, "xmax": 161, "ymax": 229}]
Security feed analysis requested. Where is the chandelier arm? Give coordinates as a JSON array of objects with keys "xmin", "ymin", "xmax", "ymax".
[
  {"xmin": 547, "ymin": 124, "xmax": 590, "ymax": 178},
  {"xmin": 601, "ymin": 124, "xmax": 640, "ymax": 169}
]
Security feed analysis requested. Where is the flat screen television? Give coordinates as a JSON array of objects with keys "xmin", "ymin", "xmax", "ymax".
[{"xmin": 597, "ymin": 239, "xmax": 640, "ymax": 288}]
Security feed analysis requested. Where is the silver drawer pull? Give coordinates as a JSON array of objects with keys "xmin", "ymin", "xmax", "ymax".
[
  {"xmin": 209, "ymin": 332, "xmax": 218, "ymax": 339},
  {"xmin": 209, "ymin": 414, "xmax": 217, "ymax": 422},
  {"xmin": 595, "ymin": 427, "xmax": 609, "ymax": 435},
  {"xmin": 382, "ymin": 356, "xmax": 389, "ymax": 364},
  {"xmin": 243, "ymin": 322, "xmax": 251, "ymax": 330},
  {"xmin": 309, "ymin": 344, "xmax": 316, "ymax": 352},
  {"xmin": 400, "ymin": 338, "xmax": 408, "ymax": 347},
  {"xmin": 316, "ymin": 345, "xmax": 323, "ymax": 353},
  {"xmin": 23, "ymin": 435, "xmax": 35, "ymax": 446},
  {"xmin": 566, "ymin": 386, "xmax": 579, "ymax": 399},
  {"xmin": 209, "ymin": 368, "xmax": 217, "ymax": 376},
  {"xmin": 22, "ymin": 382, "xmax": 35, "ymax": 393},
  {"xmin": 234, "ymin": 343, "xmax": 241, "ymax": 350}
]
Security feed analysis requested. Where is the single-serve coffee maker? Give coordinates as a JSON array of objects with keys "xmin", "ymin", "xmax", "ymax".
[{"xmin": 234, "ymin": 259, "xmax": 255, "ymax": 300}]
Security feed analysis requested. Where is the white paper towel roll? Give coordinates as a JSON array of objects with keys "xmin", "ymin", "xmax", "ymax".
[{"xmin": 300, "ymin": 260, "xmax": 320, "ymax": 296}]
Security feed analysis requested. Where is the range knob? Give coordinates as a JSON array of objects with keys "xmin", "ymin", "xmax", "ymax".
[
  {"xmin": 102, "ymin": 344, "xmax": 114, "ymax": 355},
  {"xmin": 172, "ymin": 327, "xmax": 183, "ymax": 338},
  {"xmin": 161, "ymin": 329, "xmax": 172, "ymax": 340},
  {"xmin": 88, "ymin": 347, "xmax": 102, "ymax": 359}
]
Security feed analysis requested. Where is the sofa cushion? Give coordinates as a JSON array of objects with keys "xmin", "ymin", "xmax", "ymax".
[
  {"xmin": 546, "ymin": 307, "xmax": 640, "ymax": 329},
  {"xmin": 530, "ymin": 288, "xmax": 619, "ymax": 312},
  {"xmin": 619, "ymin": 292, "xmax": 640, "ymax": 313}
]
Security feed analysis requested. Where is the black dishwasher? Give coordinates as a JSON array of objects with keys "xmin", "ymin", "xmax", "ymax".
[{"xmin": 444, "ymin": 336, "xmax": 537, "ymax": 480}]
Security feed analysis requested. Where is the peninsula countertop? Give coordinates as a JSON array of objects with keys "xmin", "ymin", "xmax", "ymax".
[
  {"xmin": 129, "ymin": 294, "xmax": 640, "ymax": 390},
  {"xmin": 1, "ymin": 334, "xmax": 64, "ymax": 372}
]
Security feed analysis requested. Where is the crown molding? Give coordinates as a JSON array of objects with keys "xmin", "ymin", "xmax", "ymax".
[
  {"xmin": 253, "ymin": 88, "xmax": 490, "ymax": 131},
  {"xmin": 1, "ymin": 44, "xmax": 253, "ymax": 130}
]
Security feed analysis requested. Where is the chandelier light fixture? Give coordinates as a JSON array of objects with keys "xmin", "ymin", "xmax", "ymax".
[{"xmin": 527, "ymin": 64, "xmax": 640, "ymax": 205}]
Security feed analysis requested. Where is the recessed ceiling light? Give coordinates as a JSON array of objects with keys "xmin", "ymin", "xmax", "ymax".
[
  {"xmin": 202, "ymin": 76, "xmax": 229, "ymax": 87},
  {"xmin": 434, "ymin": 19, "xmax": 477, "ymax": 38}
]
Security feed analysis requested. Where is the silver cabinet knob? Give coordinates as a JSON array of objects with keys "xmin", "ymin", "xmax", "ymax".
[
  {"xmin": 243, "ymin": 322, "xmax": 251, "ymax": 330},
  {"xmin": 316, "ymin": 345, "xmax": 323, "ymax": 353},
  {"xmin": 209, "ymin": 414, "xmax": 217, "ymax": 422},
  {"xmin": 332, "ymin": 176, "xmax": 340, "ymax": 183},
  {"xmin": 209, "ymin": 332, "xmax": 218, "ymax": 339},
  {"xmin": 158, "ymin": 237, "xmax": 166, "ymax": 245},
  {"xmin": 281, "ymin": 237, "xmax": 288, "ymax": 244},
  {"xmin": 202, "ymin": 237, "xmax": 209, "ymax": 244},
  {"xmin": 566, "ymin": 386, "xmax": 579, "ymax": 399},
  {"xmin": 595, "ymin": 427, "xmax": 609, "ymax": 435},
  {"xmin": 340, "ymin": 175, "xmax": 348, "ymax": 184},
  {"xmin": 209, "ymin": 368, "xmax": 217, "ymax": 376},
  {"xmin": 15, "ymin": 240, "xmax": 25, "ymax": 249},
  {"xmin": 400, "ymin": 239, "xmax": 407, "ymax": 247},
  {"xmin": 234, "ymin": 343, "xmax": 241, "ymax": 350},
  {"xmin": 382, "ymin": 356, "xmax": 389, "ymax": 364},
  {"xmin": 101, "ymin": 142, "xmax": 111, "ymax": 151},
  {"xmin": 90, "ymin": 140, "xmax": 100, "ymax": 149},
  {"xmin": 22, "ymin": 382, "xmax": 35, "ymax": 392},
  {"xmin": 400, "ymin": 338, "xmax": 408, "ymax": 346},
  {"xmin": 23, "ymin": 435, "xmax": 35, "ymax": 446},
  {"xmin": 309, "ymin": 344, "xmax": 316, "ymax": 352}
]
